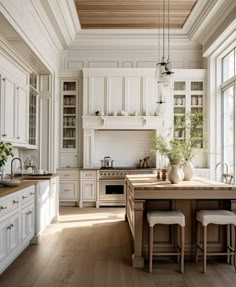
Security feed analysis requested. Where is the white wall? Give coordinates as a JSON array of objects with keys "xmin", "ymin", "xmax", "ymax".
[{"xmin": 94, "ymin": 130, "xmax": 156, "ymax": 168}]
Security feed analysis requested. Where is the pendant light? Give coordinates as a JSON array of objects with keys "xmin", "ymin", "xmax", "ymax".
[
  {"xmin": 162, "ymin": 0, "xmax": 174, "ymax": 87},
  {"xmin": 154, "ymin": 0, "xmax": 167, "ymax": 84}
]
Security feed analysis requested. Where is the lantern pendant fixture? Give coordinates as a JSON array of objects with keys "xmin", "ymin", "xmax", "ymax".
[{"xmin": 155, "ymin": 0, "xmax": 174, "ymax": 87}]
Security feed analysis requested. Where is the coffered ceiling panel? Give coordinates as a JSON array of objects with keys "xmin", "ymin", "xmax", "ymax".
[{"xmin": 74, "ymin": 0, "xmax": 198, "ymax": 29}]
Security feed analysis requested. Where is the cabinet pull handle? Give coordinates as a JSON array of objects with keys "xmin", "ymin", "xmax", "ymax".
[
  {"xmin": 17, "ymin": 136, "xmax": 20, "ymax": 139},
  {"xmin": 13, "ymin": 200, "xmax": 18, "ymax": 204},
  {"xmin": 0, "ymin": 206, "xmax": 7, "ymax": 210},
  {"xmin": 27, "ymin": 211, "xmax": 32, "ymax": 215},
  {"xmin": 2, "ymin": 78, "xmax": 5, "ymax": 81},
  {"xmin": 64, "ymin": 174, "xmax": 70, "ymax": 177},
  {"xmin": 10, "ymin": 224, "xmax": 14, "ymax": 227},
  {"xmin": 64, "ymin": 189, "xmax": 70, "ymax": 192},
  {"xmin": 30, "ymin": 192, "xmax": 35, "ymax": 195},
  {"xmin": 2, "ymin": 134, "xmax": 7, "ymax": 137},
  {"xmin": 22, "ymin": 196, "xmax": 28, "ymax": 199}
]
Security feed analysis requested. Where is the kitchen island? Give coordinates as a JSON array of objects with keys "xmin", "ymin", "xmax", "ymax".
[{"xmin": 125, "ymin": 174, "xmax": 236, "ymax": 268}]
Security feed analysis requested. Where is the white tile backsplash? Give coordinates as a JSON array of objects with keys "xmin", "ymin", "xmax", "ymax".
[{"xmin": 94, "ymin": 130, "xmax": 156, "ymax": 168}]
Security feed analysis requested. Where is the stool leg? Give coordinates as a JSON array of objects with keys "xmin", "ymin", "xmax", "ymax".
[
  {"xmin": 149, "ymin": 226, "xmax": 154, "ymax": 273},
  {"xmin": 203, "ymin": 225, "xmax": 207, "ymax": 273},
  {"xmin": 234, "ymin": 225, "xmax": 236, "ymax": 272},
  {"xmin": 227, "ymin": 224, "xmax": 230, "ymax": 264},
  {"xmin": 181, "ymin": 225, "xmax": 185, "ymax": 273},
  {"xmin": 177, "ymin": 225, "xmax": 180, "ymax": 263},
  {"xmin": 195, "ymin": 221, "xmax": 200, "ymax": 263}
]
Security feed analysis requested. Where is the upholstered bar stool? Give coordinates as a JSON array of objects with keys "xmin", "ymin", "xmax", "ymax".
[
  {"xmin": 147, "ymin": 210, "xmax": 185, "ymax": 273},
  {"xmin": 195, "ymin": 210, "xmax": 236, "ymax": 273}
]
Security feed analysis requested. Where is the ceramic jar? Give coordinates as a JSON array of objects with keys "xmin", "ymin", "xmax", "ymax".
[
  {"xmin": 183, "ymin": 160, "xmax": 194, "ymax": 181},
  {"xmin": 168, "ymin": 165, "xmax": 181, "ymax": 184}
]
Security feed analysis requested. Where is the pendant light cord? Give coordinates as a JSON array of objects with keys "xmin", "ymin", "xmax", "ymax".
[
  {"xmin": 168, "ymin": 0, "xmax": 170, "ymax": 60},
  {"xmin": 163, "ymin": 0, "xmax": 165, "ymax": 58}
]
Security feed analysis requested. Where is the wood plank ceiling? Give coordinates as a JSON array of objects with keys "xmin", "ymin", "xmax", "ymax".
[{"xmin": 74, "ymin": 0, "xmax": 198, "ymax": 29}]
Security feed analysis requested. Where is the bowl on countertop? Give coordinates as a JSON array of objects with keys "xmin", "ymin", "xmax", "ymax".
[{"xmin": 1, "ymin": 179, "xmax": 22, "ymax": 187}]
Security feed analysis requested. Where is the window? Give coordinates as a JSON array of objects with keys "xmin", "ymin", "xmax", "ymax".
[
  {"xmin": 222, "ymin": 85, "xmax": 235, "ymax": 175},
  {"xmin": 221, "ymin": 48, "xmax": 236, "ymax": 182},
  {"xmin": 222, "ymin": 49, "xmax": 235, "ymax": 82}
]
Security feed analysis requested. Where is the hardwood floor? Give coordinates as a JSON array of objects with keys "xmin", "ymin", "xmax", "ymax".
[{"xmin": 1, "ymin": 207, "xmax": 236, "ymax": 287}]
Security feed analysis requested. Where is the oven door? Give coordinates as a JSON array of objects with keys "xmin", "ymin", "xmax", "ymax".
[{"xmin": 99, "ymin": 179, "xmax": 125, "ymax": 206}]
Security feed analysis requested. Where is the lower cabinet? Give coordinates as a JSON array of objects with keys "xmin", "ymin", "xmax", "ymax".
[
  {"xmin": 57, "ymin": 169, "xmax": 79, "ymax": 205},
  {"xmin": 21, "ymin": 203, "xmax": 35, "ymax": 243},
  {"xmin": 0, "ymin": 212, "xmax": 20, "ymax": 266},
  {"xmin": 0, "ymin": 176, "xmax": 59, "ymax": 274},
  {"xmin": 80, "ymin": 170, "xmax": 98, "ymax": 208}
]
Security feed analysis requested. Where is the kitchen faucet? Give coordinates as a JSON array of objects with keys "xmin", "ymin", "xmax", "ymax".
[
  {"xmin": 11, "ymin": 158, "xmax": 23, "ymax": 179},
  {"xmin": 215, "ymin": 161, "xmax": 229, "ymax": 182}
]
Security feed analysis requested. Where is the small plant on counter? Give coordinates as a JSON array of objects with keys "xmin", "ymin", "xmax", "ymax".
[
  {"xmin": 0, "ymin": 142, "xmax": 14, "ymax": 180},
  {"xmin": 150, "ymin": 133, "xmax": 183, "ymax": 165}
]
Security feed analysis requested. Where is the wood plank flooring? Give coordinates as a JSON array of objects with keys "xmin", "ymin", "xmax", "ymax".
[{"xmin": 1, "ymin": 207, "xmax": 236, "ymax": 287}]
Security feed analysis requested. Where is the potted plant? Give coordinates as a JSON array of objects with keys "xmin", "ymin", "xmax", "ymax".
[
  {"xmin": 0, "ymin": 142, "xmax": 14, "ymax": 181},
  {"xmin": 176, "ymin": 112, "xmax": 204, "ymax": 180},
  {"xmin": 150, "ymin": 133, "xmax": 183, "ymax": 183}
]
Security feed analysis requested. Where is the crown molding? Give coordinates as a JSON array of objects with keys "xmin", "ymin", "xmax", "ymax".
[
  {"xmin": 41, "ymin": 0, "xmax": 81, "ymax": 47},
  {"xmin": 184, "ymin": 0, "xmax": 236, "ymax": 48},
  {"xmin": 68, "ymin": 29, "xmax": 202, "ymax": 53}
]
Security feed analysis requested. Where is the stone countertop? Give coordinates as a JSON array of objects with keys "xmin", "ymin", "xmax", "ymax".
[
  {"xmin": 125, "ymin": 174, "xmax": 236, "ymax": 190},
  {"xmin": 0, "ymin": 174, "xmax": 58, "ymax": 198},
  {"xmin": 0, "ymin": 181, "xmax": 37, "ymax": 198}
]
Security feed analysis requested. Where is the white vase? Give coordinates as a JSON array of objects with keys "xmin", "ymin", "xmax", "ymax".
[
  {"xmin": 183, "ymin": 160, "xmax": 194, "ymax": 181},
  {"xmin": 168, "ymin": 165, "xmax": 181, "ymax": 184},
  {"xmin": 179, "ymin": 165, "xmax": 184, "ymax": 181}
]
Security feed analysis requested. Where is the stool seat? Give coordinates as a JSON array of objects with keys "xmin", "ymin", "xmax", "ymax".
[
  {"xmin": 147, "ymin": 210, "xmax": 185, "ymax": 227},
  {"xmin": 196, "ymin": 210, "xmax": 236, "ymax": 226}
]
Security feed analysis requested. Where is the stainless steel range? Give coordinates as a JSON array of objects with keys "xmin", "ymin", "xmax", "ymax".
[{"xmin": 98, "ymin": 168, "xmax": 156, "ymax": 206}]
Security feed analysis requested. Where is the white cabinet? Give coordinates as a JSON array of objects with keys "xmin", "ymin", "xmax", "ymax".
[
  {"xmin": 0, "ymin": 213, "xmax": 20, "ymax": 267},
  {"xmin": 16, "ymin": 86, "xmax": 28, "ymax": 144},
  {"xmin": 0, "ymin": 74, "xmax": 29, "ymax": 145},
  {"xmin": 58, "ymin": 169, "xmax": 79, "ymax": 204},
  {"xmin": 0, "ymin": 76, "xmax": 16, "ymax": 142},
  {"xmin": 172, "ymin": 70, "xmax": 207, "ymax": 168},
  {"xmin": 80, "ymin": 170, "xmax": 98, "ymax": 208},
  {"xmin": 50, "ymin": 176, "xmax": 59, "ymax": 222},
  {"xmin": 59, "ymin": 80, "xmax": 79, "ymax": 168},
  {"xmin": 35, "ymin": 180, "xmax": 50, "ymax": 235},
  {"xmin": 21, "ymin": 203, "xmax": 35, "ymax": 243}
]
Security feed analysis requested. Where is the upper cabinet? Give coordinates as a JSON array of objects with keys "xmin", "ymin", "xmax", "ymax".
[
  {"xmin": 82, "ymin": 68, "xmax": 164, "ymax": 117},
  {"xmin": 172, "ymin": 70, "xmax": 207, "ymax": 167},
  {"xmin": 59, "ymin": 80, "xmax": 79, "ymax": 168},
  {"xmin": 0, "ymin": 76, "xmax": 16, "ymax": 142},
  {"xmin": 28, "ymin": 73, "xmax": 38, "ymax": 147},
  {"xmin": 0, "ymin": 52, "xmax": 30, "ymax": 147}
]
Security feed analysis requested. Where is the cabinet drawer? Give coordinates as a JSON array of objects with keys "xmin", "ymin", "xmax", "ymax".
[
  {"xmin": 60, "ymin": 182, "xmax": 78, "ymax": 201},
  {"xmin": 20, "ymin": 186, "xmax": 35, "ymax": 205},
  {"xmin": 0, "ymin": 193, "xmax": 20, "ymax": 218},
  {"xmin": 58, "ymin": 170, "xmax": 79, "ymax": 180},
  {"xmin": 81, "ymin": 170, "xmax": 97, "ymax": 180}
]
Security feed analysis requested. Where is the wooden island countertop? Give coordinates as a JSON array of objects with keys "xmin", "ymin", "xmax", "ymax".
[{"xmin": 125, "ymin": 175, "xmax": 236, "ymax": 268}]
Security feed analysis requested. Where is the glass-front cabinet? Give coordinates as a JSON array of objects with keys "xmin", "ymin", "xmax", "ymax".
[
  {"xmin": 60, "ymin": 80, "xmax": 79, "ymax": 168},
  {"xmin": 172, "ymin": 71, "xmax": 206, "ymax": 168},
  {"xmin": 29, "ymin": 73, "xmax": 38, "ymax": 147}
]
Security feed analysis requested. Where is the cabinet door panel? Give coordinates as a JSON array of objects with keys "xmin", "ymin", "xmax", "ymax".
[
  {"xmin": 82, "ymin": 181, "xmax": 96, "ymax": 201},
  {"xmin": 1, "ymin": 77, "xmax": 15, "ymax": 141},
  {"xmin": 8, "ymin": 213, "xmax": 20, "ymax": 254},
  {"xmin": 0, "ymin": 218, "xmax": 8, "ymax": 264},
  {"xmin": 17, "ymin": 86, "xmax": 28, "ymax": 143},
  {"xmin": 60, "ymin": 182, "xmax": 78, "ymax": 200}
]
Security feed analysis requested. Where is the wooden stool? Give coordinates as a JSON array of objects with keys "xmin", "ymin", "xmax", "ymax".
[
  {"xmin": 195, "ymin": 210, "xmax": 236, "ymax": 273},
  {"xmin": 147, "ymin": 210, "xmax": 185, "ymax": 273}
]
